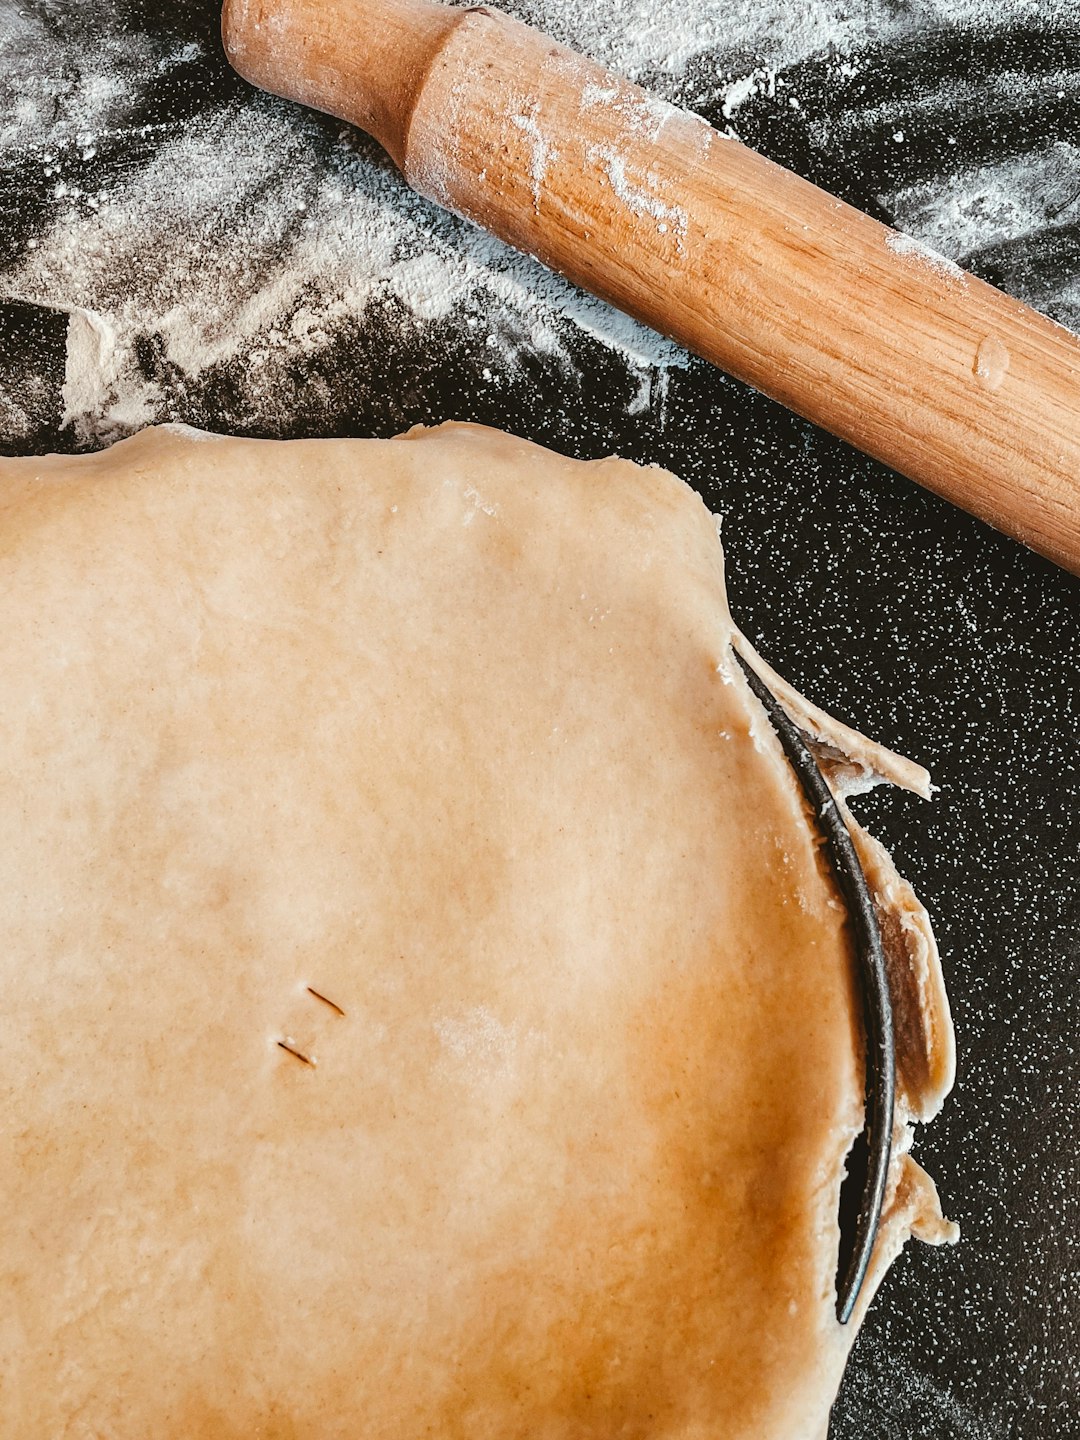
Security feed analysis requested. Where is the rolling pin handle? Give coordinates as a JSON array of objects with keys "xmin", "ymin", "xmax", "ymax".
[{"xmin": 221, "ymin": 0, "xmax": 461, "ymax": 168}]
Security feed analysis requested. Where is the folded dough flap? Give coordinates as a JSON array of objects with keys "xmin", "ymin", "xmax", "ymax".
[
  {"xmin": 728, "ymin": 630, "xmax": 957, "ymax": 1258},
  {"xmin": 730, "ymin": 634, "xmax": 933, "ymax": 801},
  {"xmin": 734, "ymin": 640, "xmax": 953, "ymax": 1119}
]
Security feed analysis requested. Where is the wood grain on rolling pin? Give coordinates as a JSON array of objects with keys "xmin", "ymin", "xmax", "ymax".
[{"xmin": 222, "ymin": 0, "xmax": 1080, "ymax": 574}]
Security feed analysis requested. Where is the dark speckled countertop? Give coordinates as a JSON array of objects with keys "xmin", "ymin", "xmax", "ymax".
[{"xmin": 1, "ymin": 1, "xmax": 1078, "ymax": 1433}]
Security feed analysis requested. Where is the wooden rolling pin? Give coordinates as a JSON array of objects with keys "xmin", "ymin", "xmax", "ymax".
[{"xmin": 222, "ymin": 0, "xmax": 1080, "ymax": 574}]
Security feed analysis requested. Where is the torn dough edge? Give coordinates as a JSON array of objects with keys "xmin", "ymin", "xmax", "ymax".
[{"xmin": 728, "ymin": 611, "xmax": 958, "ymax": 1303}]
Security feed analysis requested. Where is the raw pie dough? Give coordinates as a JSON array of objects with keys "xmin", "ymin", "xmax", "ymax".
[{"xmin": 0, "ymin": 422, "xmax": 954, "ymax": 1439}]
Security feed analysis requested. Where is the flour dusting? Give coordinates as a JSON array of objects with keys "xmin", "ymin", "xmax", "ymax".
[
  {"xmin": 884, "ymin": 231, "xmax": 967, "ymax": 282},
  {"xmin": 0, "ymin": 0, "xmax": 1075, "ymax": 447}
]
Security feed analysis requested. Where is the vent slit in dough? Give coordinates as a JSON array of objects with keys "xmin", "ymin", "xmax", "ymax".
[{"xmin": 0, "ymin": 420, "xmax": 954, "ymax": 1439}]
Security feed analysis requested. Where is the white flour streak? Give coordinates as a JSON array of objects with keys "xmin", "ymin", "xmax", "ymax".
[
  {"xmin": 886, "ymin": 143, "xmax": 1080, "ymax": 260},
  {"xmin": 587, "ymin": 143, "xmax": 688, "ymax": 247},
  {"xmin": 580, "ymin": 81, "xmax": 681, "ymax": 142},
  {"xmin": 882, "ymin": 141, "xmax": 1080, "ymax": 326},
  {"xmin": 721, "ymin": 68, "xmax": 777, "ymax": 120},
  {"xmin": 885, "ymin": 231, "xmax": 967, "ymax": 282},
  {"xmin": 511, "ymin": 104, "xmax": 559, "ymax": 212}
]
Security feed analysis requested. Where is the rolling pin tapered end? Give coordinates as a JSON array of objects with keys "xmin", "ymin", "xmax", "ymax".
[{"xmin": 221, "ymin": 0, "xmax": 460, "ymax": 167}]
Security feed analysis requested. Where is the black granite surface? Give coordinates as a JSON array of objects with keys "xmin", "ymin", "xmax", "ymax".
[{"xmin": 1, "ymin": 3, "xmax": 1078, "ymax": 1435}]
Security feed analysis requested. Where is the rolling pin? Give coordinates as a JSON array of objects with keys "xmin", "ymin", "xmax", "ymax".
[{"xmin": 221, "ymin": 0, "xmax": 1080, "ymax": 575}]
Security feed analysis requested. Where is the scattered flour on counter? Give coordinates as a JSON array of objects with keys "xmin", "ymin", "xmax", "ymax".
[
  {"xmin": 0, "ymin": 0, "xmax": 1073, "ymax": 444},
  {"xmin": 4, "ymin": 97, "xmax": 687, "ymax": 443},
  {"xmin": 487, "ymin": 0, "xmax": 990, "ymax": 84},
  {"xmin": 888, "ymin": 142, "xmax": 1080, "ymax": 258},
  {"xmin": 885, "ymin": 141, "xmax": 1080, "ymax": 328},
  {"xmin": 721, "ymin": 68, "xmax": 778, "ymax": 120},
  {"xmin": 384, "ymin": 251, "xmax": 464, "ymax": 324},
  {"xmin": 0, "ymin": 8, "xmax": 203, "ymax": 155},
  {"xmin": 61, "ymin": 306, "xmax": 157, "ymax": 441}
]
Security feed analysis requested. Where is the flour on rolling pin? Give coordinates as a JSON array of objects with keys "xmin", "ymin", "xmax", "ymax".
[
  {"xmin": 418, "ymin": 58, "xmax": 704, "ymax": 250},
  {"xmin": 509, "ymin": 79, "xmax": 702, "ymax": 245},
  {"xmin": 884, "ymin": 232, "xmax": 966, "ymax": 284},
  {"xmin": 1, "ymin": 0, "xmax": 1077, "ymax": 450}
]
